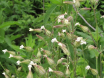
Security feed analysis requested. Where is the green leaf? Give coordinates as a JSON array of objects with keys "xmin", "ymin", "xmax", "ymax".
[
  {"xmin": 44, "ymin": 4, "xmax": 57, "ymax": 25},
  {"xmin": 89, "ymin": 49, "xmax": 99, "ymax": 58},
  {"xmin": 0, "ymin": 28, "xmax": 5, "ymax": 43},
  {"xmin": 0, "ymin": 21, "xmax": 20, "ymax": 29}
]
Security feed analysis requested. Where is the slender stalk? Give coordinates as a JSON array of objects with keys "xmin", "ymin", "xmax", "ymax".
[
  {"xmin": 96, "ymin": 56, "xmax": 98, "ymax": 78},
  {"xmin": 100, "ymin": 53, "xmax": 102, "ymax": 78}
]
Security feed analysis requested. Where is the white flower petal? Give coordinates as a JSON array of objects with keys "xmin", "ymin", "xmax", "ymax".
[
  {"xmin": 58, "ymin": 43, "xmax": 62, "ymax": 47},
  {"xmin": 20, "ymin": 45, "xmax": 24, "ymax": 49},
  {"xmin": 75, "ymin": 22, "xmax": 80, "ymax": 26},
  {"xmin": 2, "ymin": 49, "xmax": 7, "ymax": 54},
  {"xmin": 9, "ymin": 54, "xmax": 13, "ymax": 58},
  {"xmin": 2, "ymin": 72, "xmax": 5, "ymax": 75},
  {"xmin": 29, "ymin": 61, "xmax": 34, "ymax": 65},
  {"xmin": 62, "ymin": 29, "xmax": 66, "ymax": 33},
  {"xmin": 85, "ymin": 65, "xmax": 90, "ymax": 70},
  {"xmin": 51, "ymin": 38, "xmax": 58, "ymax": 43},
  {"xmin": 49, "ymin": 67, "xmax": 53, "ymax": 72},
  {"xmin": 29, "ymin": 28, "xmax": 34, "ymax": 31},
  {"xmin": 28, "ymin": 64, "xmax": 32, "ymax": 70},
  {"xmin": 41, "ymin": 26, "xmax": 45, "ymax": 30},
  {"xmin": 16, "ymin": 60, "xmax": 21, "ymax": 65}
]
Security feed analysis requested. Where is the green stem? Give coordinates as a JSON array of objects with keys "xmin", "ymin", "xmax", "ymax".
[{"xmin": 96, "ymin": 56, "xmax": 98, "ymax": 78}]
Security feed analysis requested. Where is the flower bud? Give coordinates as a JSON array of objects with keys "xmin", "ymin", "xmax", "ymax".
[
  {"xmin": 57, "ymin": 58, "xmax": 65, "ymax": 65},
  {"xmin": 58, "ymin": 32, "xmax": 65, "ymax": 38},
  {"xmin": 45, "ymin": 29, "xmax": 51, "ymax": 36},
  {"xmin": 65, "ymin": 65, "xmax": 70, "ymax": 76},
  {"xmin": 36, "ymin": 34, "xmax": 44, "ymax": 41},
  {"xmin": 11, "ymin": 75, "xmax": 15, "ymax": 78},
  {"xmin": 91, "ymin": 0, "xmax": 98, "ymax": 5},
  {"xmin": 74, "ymin": 41, "xmax": 80, "ymax": 47},
  {"xmin": 21, "ymin": 59, "xmax": 30, "ymax": 64},
  {"xmin": 33, "ymin": 29, "xmax": 42, "ymax": 33},
  {"xmin": 80, "ymin": 25, "xmax": 89, "ymax": 32},
  {"xmin": 45, "ymin": 56, "xmax": 55, "ymax": 66},
  {"xmin": 7, "ymin": 51, "xmax": 15, "ymax": 55},
  {"xmin": 36, "ymin": 65, "xmax": 46, "ymax": 75},
  {"xmin": 91, "ymin": 68, "xmax": 98, "ymax": 75},
  {"xmin": 37, "ymin": 49, "xmax": 42, "ymax": 57},
  {"xmin": 17, "ymin": 67, "xmax": 22, "ymax": 71},
  {"xmin": 67, "ymin": 16, "xmax": 73, "ymax": 22},
  {"xmin": 41, "ymin": 48, "xmax": 52, "ymax": 56},
  {"xmin": 88, "ymin": 45, "xmax": 95, "ymax": 50},
  {"xmin": 25, "ymin": 47, "xmax": 33, "ymax": 52},
  {"xmin": 33, "ymin": 59, "xmax": 41, "ymax": 63},
  {"xmin": 27, "ymin": 70, "xmax": 33, "ymax": 78},
  {"xmin": 53, "ymin": 25, "xmax": 66, "ymax": 28},
  {"xmin": 53, "ymin": 71, "xmax": 64, "ymax": 77},
  {"xmin": 81, "ymin": 8, "xmax": 91, "ymax": 10},
  {"xmin": 5, "ymin": 69, "xmax": 10, "ymax": 74},
  {"xmin": 14, "ymin": 56, "xmax": 23, "ymax": 60},
  {"xmin": 63, "ymin": 1, "xmax": 74, "ymax": 5},
  {"xmin": 75, "ymin": 0, "xmax": 80, "ymax": 8}
]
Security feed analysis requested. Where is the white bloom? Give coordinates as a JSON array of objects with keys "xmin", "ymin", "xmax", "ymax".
[
  {"xmin": 64, "ymin": 19, "xmax": 69, "ymax": 24},
  {"xmin": 58, "ymin": 19, "xmax": 61, "ymax": 23},
  {"xmin": 2, "ymin": 49, "xmax": 7, "ymax": 54},
  {"xmin": 41, "ymin": 48, "xmax": 44, "ymax": 51},
  {"xmin": 29, "ymin": 28, "xmax": 34, "ymax": 31},
  {"xmin": 9, "ymin": 54, "xmax": 13, "ymax": 58},
  {"xmin": 61, "ymin": 58, "xmax": 65, "ymax": 60},
  {"xmin": 41, "ymin": 26, "xmax": 45, "ymax": 30},
  {"xmin": 76, "ymin": 37, "xmax": 83, "ymax": 42},
  {"xmin": 16, "ymin": 60, "xmax": 21, "ymax": 65},
  {"xmin": 58, "ymin": 43, "xmax": 62, "ymax": 47},
  {"xmin": 29, "ymin": 61, "xmax": 34, "ymax": 65},
  {"xmin": 73, "ymin": 0, "xmax": 76, "ymax": 3},
  {"xmin": 75, "ymin": 22, "xmax": 80, "ymax": 26},
  {"xmin": 62, "ymin": 29, "xmax": 66, "ymax": 33},
  {"xmin": 28, "ymin": 64, "xmax": 32, "ymax": 70},
  {"xmin": 20, "ymin": 45, "xmax": 24, "ymax": 49},
  {"xmin": 81, "ymin": 40, "xmax": 86, "ymax": 45},
  {"xmin": 51, "ymin": 38, "xmax": 58, "ymax": 43},
  {"xmin": 67, "ymin": 65, "xmax": 69, "ymax": 68},
  {"xmin": 2, "ymin": 72, "xmax": 5, "ymax": 75},
  {"xmin": 85, "ymin": 65, "xmax": 90, "ymax": 70},
  {"xmin": 49, "ymin": 67, "xmax": 53, "ymax": 72},
  {"xmin": 64, "ymin": 12, "xmax": 67, "ymax": 15},
  {"xmin": 58, "ymin": 15, "xmax": 64, "ymax": 19},
  {"xmin": 100, "ymin": 15, "xmax": 104, "ymax": 18}
]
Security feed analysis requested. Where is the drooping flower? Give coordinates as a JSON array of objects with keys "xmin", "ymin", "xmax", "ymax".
[
  {"xmin": 20, "ymin": 45, "xmax": 24, "ymax": 49},
  {"xmin": 28, "ymin": 64, "xmax": 32, "ymax": 71},
  {"xmin": 75, "ymin": 22, "xmax": 80, "ymax": 26},
  {"xmin": 51, "ymin": 38, "xmax": 58, "ymax": 43},
  {"xmin": 85, "ymin": 65, "xmax": 90, "ymax": 70},
  {"xmin": 16, "ymin": 60, "xmax": 21, "ymax": 65},
  {"xmin": 49, "ymin": 67, "xmax": 53, "ymax": 72},
  {"xmin": 2, "ymin": 72, "xmax": 5, "ymax": 75},
  {"xmin": 29, "ymin": 28, "xmax": 34, "ymax": 31},
  {"xmin": 41, "ymin": 26, "xmax": 45, "ymax": 30},
  {"xmin": 29, "ymin": 61, "xmax": 35, "ymax": 65},
  {"xmin": 9, "ymin": 54, "xmax": 13, "ymax": 58},
  {"xmin": 2, "ymin": 49, "xmax": 8, "ymax": 54}
]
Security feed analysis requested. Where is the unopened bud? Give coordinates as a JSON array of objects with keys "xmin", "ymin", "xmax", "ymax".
[
  {"xmin": 5, "ymin": 69, "xmax": 10, "ymax": 74},
  {"xmin": 37, "ymin": 49, "xmax": 42, "ymax": 57},
  {"xmin": 88, "ymin": 45, "xmax": 95, "ymax": 50},
  {"xmin": 65, "ymin": 65, "xmax": 70, "ymax": 76},
  {"xmin": 45, "ymin": 29, "xmax": 51, "ymax": 36},
  {"xmin": 17, "ymin": 67, "xmax": 22, "ymax": 71},
  {"xmin": 33, "ymin": 59, "xmax": 41, "ymax": 63},
  {"xmin": 75, "ymin": 0, "xmax": 80, "ymax": 8},
  {"xmin": 91, "ymin": 0, "xmax": 98, "ymax": 5},
  {"xmin": 63, "ymin": 1, "xmax": 74, "ymax": 5},
  {"xmin": 34, "ymin": 29, "xmax": 42, "ymax": 33},
  {"xmin": 91, "ymin": 68, "xmax": 98, "ymax": 75},
  {"xmin": 80, "ymin": 25, "xmax": 89, "ymax": 32},
  {"xmin": 81, "ymin": 8, "xmax": 91, "ymax": 10},
  {"xmin": 36, "ymin": 65, "xmax": 46, "ymax": 75},
  {"xmin": 53, "ymin": 71, "xmax": 64, "ymax": 77},
  {"xmin": 27, "ymin": 70, "xmax": 33, "ymax": 78},
  {"xmin": 11, "ymin": 75, "xmax": 15, "ymax": 78},
  {"xmin": 14, "ymin": 56, "xmax": 23, "ymax": 60},
  {"xmin": 53, "ymin": 25, "xmax": 66, "ymax": 28},
  {"xmin": 43, "ymin": 50, "xmax": 52, "ymax": 56},
  {"xmin": 58, "ymin": 32, "xmax": 65, "ymax": 38},
  {"xmin": 25, "ymin": 47, "xmax": 33, "ymax": 52},
  {"xmin": 67, "ymin": 16, "xmax": 73, "ymax": 22},
  {"xmin": 47, "ymin": 57, "xmax": 55, "ymax": 66},
  {"xmin": 21, "ymin": 59, "xmax": 30, "ymax": 64},
  {"xmin": 57, "ymin": 58, "xmax": 65, "ymax": 65},
  {"xmin": 7, "ymin": 51, "xmax": 15, "ymax": 55}
]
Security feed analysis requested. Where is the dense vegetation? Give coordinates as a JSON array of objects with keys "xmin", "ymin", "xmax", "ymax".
[{"xmin": 1, "ymin": 0, "xmax": 104, "ymax": 78}]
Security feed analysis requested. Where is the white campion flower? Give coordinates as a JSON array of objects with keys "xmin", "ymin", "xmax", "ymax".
[
  {"xmin": 76, "ymin": 37, "xmax": 83, "ymax": 42},
  {"xmin": 85, "ymin": 65, "xmax": 90, "ymax": 70},
  {"xmin": 2, "ymin": 72, "xmax": 5, "ymax": 75},
  {"xmin": 100, "ymin": 15, "xmax": 104, "ymax": 18},
  {"xmin": 2, "ymin": 49, "xmax": 7, "ymax": 54},
  {"xmin": 49, "ymin": 67, "xmax": 53, "ymax": 72},
  {"xmin": 62, "ymin": 29, "xmax": 66, "ymax": 33},
  {"xmin": 73, "ymin": 0, "xmax": 76, "ymax": 3},
  {"xmin": 41, "ymin": 26, "xmax": 45, "ymax": 30},
  {"xmin": 29, "ymin": 61, "xmax": 35, "ymax": 65},
  {"xmin": 58, "ymin": 43, "xmax": 62, "ymax": 47},
  {"xmin": 51, "ymin": 38, "xmax": 58, "ymax": 43},
  {"xmin": 20, "ymin": 45, "xmax": 24, "ymax": 49},
  {"xmin": 75, "ymin": 22, "xmax": 80, "ymax": 26},
  {"xmin": 16, "ymin": 60, "xmax": 21, "ymax": 65},
  {"xmin": 58, "ymin": 19, "xmax": 61, "ymax": 23},
  {"xmin": 9, "ymin": 54, "xmax": 13, "ymax": 58},
  {"xmin": 29, "ymin": 28, "xmax": 34, "ymax": 31},
  {"xmin": 28, "ymin": 64, "xmax": 32, "ymax": 71},
  {"xmin": 64, "ymin": 19, "xmax": 69, "ymax": 24},
  {"xmin": 80, "ymin": 40, "xmax": 86, "ymax": 45},
  {"xmin": 58, "ymin": 15, "xmax": 64, "ymax": 19}
]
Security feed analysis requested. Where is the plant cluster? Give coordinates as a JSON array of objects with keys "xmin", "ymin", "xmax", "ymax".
[{"xmin": 1, "ymin": 0, "xmax": 104, "ymax": 78}]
